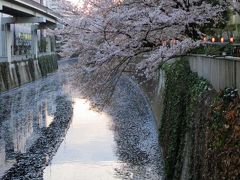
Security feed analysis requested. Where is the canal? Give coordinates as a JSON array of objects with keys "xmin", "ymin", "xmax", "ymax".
[{"xmin": 0, "ymin": 60, "xmax": 163, "ymax": 179}]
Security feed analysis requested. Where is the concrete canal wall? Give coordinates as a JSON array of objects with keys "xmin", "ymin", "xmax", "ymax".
[
  {"xmin": 0, "ymin": 54, "xmax": 58, "ymax": 92},
  {"xmin": 140, "ymin": 56, "xmax": 240, "ymax": 180},
  {"xmin": 146, "ymin": 54, "xmax": 240, "ymax": 127}
]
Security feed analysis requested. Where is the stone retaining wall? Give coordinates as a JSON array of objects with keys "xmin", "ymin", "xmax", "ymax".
[{"xmin": 0, "ymin": 55, "xmax": 58, "ymax": 93}]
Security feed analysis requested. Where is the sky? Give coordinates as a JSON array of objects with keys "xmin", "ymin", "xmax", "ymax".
[
  {"xmin": 66, "ymin": 0, "xmax": 84, "ymax": 7},
  {"xmin": 67, "ymin": 0, "xmax": 82, "ymax": 4}
]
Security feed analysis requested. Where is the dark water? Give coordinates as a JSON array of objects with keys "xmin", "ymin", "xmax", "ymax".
[{"xmin": 0, "ymin": 60, "xmax": 163, "ymax": 179}]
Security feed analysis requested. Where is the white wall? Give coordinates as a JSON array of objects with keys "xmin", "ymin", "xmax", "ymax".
[{"xmin": 188, "ymin": 55, "xmax": 240, "ymax": 91}]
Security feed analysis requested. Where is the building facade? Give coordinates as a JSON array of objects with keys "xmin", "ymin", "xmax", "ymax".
[
  {"xmin": 0, "ymin": 0, "xmax": 60, "ymax": 62},
  {"xmin": 0, "ymin": 0, "xmax": 61, "ymax": 92}
]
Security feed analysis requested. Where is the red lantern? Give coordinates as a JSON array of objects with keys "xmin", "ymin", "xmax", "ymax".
[
  {"xmin": 230, "ymin": 37, "xmax": 234, "ymax": 43},
  {"xmin": 211, "ymin": 37, "xmax": 215, "ymax": 43},
  {"xmin": 221, "ymin": 37, "xmax": 224, "ymax": 43}
]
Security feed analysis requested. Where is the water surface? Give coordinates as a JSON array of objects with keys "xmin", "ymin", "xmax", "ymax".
[
  {"xmin": 0, "ymin": 72, "xmax": 63, "ymax": 177},
  {"xmin": 44, "ymin": 98, "xmax": 119, "ymax": 179},
  {"xmin": 0, "ymin": 60, "xmax": 164, "ymax": 179},
  {"xmin": 44, "ymin": 76, "xmax": 164, "ymax": 179}
]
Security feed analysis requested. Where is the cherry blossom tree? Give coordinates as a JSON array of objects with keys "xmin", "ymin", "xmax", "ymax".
[{"xmin": 57, "ymin": 0, "xmax": 240, "ymax": 106}]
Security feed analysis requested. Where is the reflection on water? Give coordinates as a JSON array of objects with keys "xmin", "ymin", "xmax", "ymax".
[
  {"xmin": 1, "ymin": 59, "xmax": 164, "ymax": 179},
  {"xmin": 44, "ymin": 98, "xmax": 119, "ymax": 180},
  {"xmin": 0, "ymin": 73, "xmax": 63, "ymax": 177},
  {"xmin": 44, "ymin": 76, "xmax": 163, "ymax": 180}
]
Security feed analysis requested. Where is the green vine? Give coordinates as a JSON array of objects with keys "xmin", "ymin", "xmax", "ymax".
[
  {"xmin": 206, "ymin": 88, "xmax": 240, "ymax": 179},
  {"xmin": 160, "ymin": 59, "xmax": 210, "ymax": 179},
  {"xmin": 160, "ymin": 58, "xmax": 240, "ymax": 180},
  {"xmin": 38, "ymin": 54, "xmax": 58, "ymax": 76}
]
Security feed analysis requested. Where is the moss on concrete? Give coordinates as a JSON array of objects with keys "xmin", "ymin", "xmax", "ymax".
[
  {"xmin": 0, "ymin": 62, "xmax": 11, "ymax": 90},
  {"xmin": 38, "ymin": 54, "xmax": 58, "ymax": 77},
  {"xmin": 0, "ymin": 54, "xmax": 59, "ymax": 93}
]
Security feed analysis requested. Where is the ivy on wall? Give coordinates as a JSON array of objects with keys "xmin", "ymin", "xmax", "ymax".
[
  {"xmin": 38, "ymin": 54, "xmax": 58, "ymax": 77},
  {"xmin": 206, "ymin": 88, "xmax": 240, "ymax": 179},
  {"xmin": 160, "ymin": 59, "xmax": 211, "ymax": 179},
  {"xmin": 160, "ymin": 58, "xmax": 240, "ymax": 180}
]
